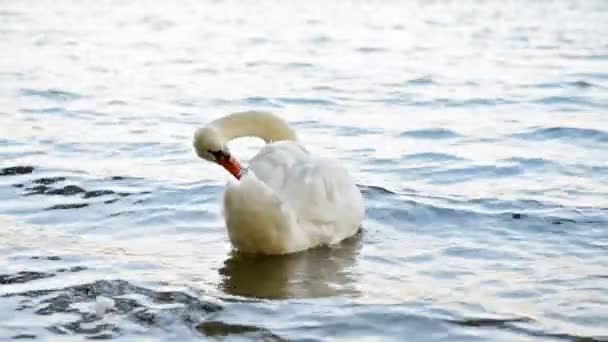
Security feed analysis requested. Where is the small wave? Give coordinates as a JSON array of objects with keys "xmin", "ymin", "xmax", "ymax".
[
  {"xmin": 335, "ymin": 126, "xmax": 383, "ymax": 137},
  {"xmin": 19, "ymin": 107, "xmax": 64, "ymax": 114},
  {"xmin": 407, "ymin": 76, "xmax": 436, "ymax": 85},
  {"xmin": 409, "ymin": 98, "xmax": 516, "ymax": 107},
  {"xmin": 309, "ymin": 34, "xmax": 332, "ymax": 44},
  {"xmin": 284, "ymin": 62, "xmax": 315, "ymax": 69},
  {"xmin": 402, "ymin": 152, "xmax": 466, "ymax": 162},
  {"xmin": 45, "ymin": 203, "xmax": 89, "ymax": 210},
  {"xmin": 571, "ymin": 72, "xmax": 608, "ymax": 81},
  {"xmin": 398, "ymin": 128, "xmax": 460, "ymax": 139},
  {"xmin": 19, "ymin": 88, "xmax": 83, "ymax": 102},
  {"xmin": 442, "ymin": 246, "xmax": 527, "ymax": 261},
  {"xmin": 275, "ymin": 97, "xmax": 337, "ymax": 106},
  {"xmin": 355, "ymin": 47, "xmax": 387, "ymax": 53},
  {"xmin": 532, "ymin": 96, "xmax": 606, "ymax": 108},
  {"xmin": 242, "ymin": 96, "xmax": 280, "ymax": 107},
  {"xmin": 560, "ymin": 53, "xmax": 608, "ymax": 61},
  {"xmin": 525, "ymin": 80, "xmax": 598, "ymax": 89},
  {"xmin": 512, "ymin": 127, "xmax": 608, "ymax": 143},
  {"xmin": 419, "ymin": 165, "xmax": 522, "ymax": 184},
  {"xmin": 448, "ymin": 315, "xmax": 608, "ymax": 342}
]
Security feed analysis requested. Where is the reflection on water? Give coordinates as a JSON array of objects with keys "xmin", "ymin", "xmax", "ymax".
[{"xmin": 219, "ymin": 231, "xmax": 363, "ymax": 299}]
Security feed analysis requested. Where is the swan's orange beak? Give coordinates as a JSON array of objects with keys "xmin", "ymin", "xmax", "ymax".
[{"xmin": 218, "ymin": 155, "xmax": 242, "ymax": 180}]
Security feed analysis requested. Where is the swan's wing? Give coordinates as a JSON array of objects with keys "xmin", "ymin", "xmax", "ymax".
[
  {"xmin": 249, "ymin": 142, "xmax": 363, "ymax": 227},
  {"xmin": 247, "ymin": 141, "xmax": 310, "ymax": 192},
  {"xmin": 279, "ymin": 156, "xmax": 364, "ymax": 229}
]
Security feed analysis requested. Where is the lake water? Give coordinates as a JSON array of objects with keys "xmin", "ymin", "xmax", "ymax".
[{"xmin": 1, "ymin": 0, "xmax": 607, "ymax": 340}]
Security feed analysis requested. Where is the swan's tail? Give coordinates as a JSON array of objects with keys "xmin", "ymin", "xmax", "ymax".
[{"xmin": 222, "ymin": 174, "xmax": 305, "ymax": 254}]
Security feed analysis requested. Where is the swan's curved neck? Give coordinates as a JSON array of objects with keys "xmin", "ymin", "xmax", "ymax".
[{"xmin": 211, "ymin": 111, "xmax": 297, "ymax": 143}]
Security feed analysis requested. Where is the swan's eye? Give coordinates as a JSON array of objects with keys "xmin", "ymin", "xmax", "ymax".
[{"xmin": 208, "ymin": 149, "xmax": 229, "ymax": 162}]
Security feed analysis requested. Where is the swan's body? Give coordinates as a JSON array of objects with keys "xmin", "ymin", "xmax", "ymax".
[{"xmin": 193, "ymin": 111, "xmax": 364, "ymax": 255}]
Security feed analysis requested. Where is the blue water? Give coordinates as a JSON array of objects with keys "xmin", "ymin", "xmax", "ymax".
[{"xmin": 1, "ymin": 0, "xmax": 608, "ymax": 341}]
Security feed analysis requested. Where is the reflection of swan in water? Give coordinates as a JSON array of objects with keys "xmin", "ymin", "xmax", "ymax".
[{"xmin": 218, "ymin": 230, "xmax": 363, "ymax": 299}]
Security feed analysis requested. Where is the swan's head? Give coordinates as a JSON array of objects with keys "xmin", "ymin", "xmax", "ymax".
[{"xmin": 193, "ymin": 126, "xmax": 242, "ymax": 179}]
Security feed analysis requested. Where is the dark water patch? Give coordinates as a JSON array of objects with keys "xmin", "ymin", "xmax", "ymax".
[
  {"xmin": 3, "ymin": 280, "xmax": 222, "ymax": 339},
  {"xmin": 108, "ymin": 176, "xmax": 127, "ymax": 181},
  {"xmin": 83, "ymin": 190, "xmax": 116, "ymax": 199},
  {"xmin": 0, "ymin": 271, "xmax": 55, "ymax": 285},
  {"xmin": 57, "ymin": 266, "xmax": 88, "ymax": 273},
  {"xmin": 551, "ymin": 218, "xmax": 577, "ymax": 225},
  {"xmin": 512, "ymin": 127, "xmax": 608, "ymax": 144},
  {"xmin": 26, "ymin": 184, "xmax": 85, "ymax": 196},
  {"xmin": 15, "ymin": 175, "xmax": 144, "ymax": 208},
  {"xmin": 358, "ymin": 184, "xmax": 398, "ymax": 196},
  {"xmin": 46, "ymin": 185, "xmax": 86, "ymax": 196},
  {"xmin": 33, "ymin": 177, "xmax": 66, "ymax": 185},
  {"xmin": 1, "ymin": 166, "xmax": 34, "ymax": 176},
  {"xmin": 19, "ymin": 88, "xmax": 83, "ymax": 102},
  {"xmin": 31, "ymin": 256, "xmax": 61, "ymax": 261},
  {"xmin": 505, "ymin": 211, "xmax": 607, "ymax": 232},
  {"xmin": 447, "ymin": 316, "xmax": 532, "ymax": 327},
  {"xmin": 45, "ymin": 203, "xmax": 89, "ymax": 210},
  {"xmin": 12, "ymin": 334, "xmax": 37, "ymax": 339},
  {"xmin": 398, "ymin": 128, "xmax": 460, "ymax": 139},
  {"xmin": 196, "ymin": 321, "xmax": 286, "ymax": 341}
]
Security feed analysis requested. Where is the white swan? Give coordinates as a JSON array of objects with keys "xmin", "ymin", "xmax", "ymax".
[{"xmin": 193, "ymin": 111, "xmax": 365, "ymax": 255}]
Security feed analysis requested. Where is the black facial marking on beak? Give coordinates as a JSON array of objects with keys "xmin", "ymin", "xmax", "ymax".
[{"xmin": 209, "ymin": 150, "xmax": 230, "ymax": 162}]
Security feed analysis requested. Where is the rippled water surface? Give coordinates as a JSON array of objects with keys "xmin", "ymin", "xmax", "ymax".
[{"xmin": 1, "ymin": 0, "xmax": 608, "ymax": 340}]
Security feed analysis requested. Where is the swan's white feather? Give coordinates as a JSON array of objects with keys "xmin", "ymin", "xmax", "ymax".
[{"xmin": 223, "ymin": 141, "xmax": 364, "ymax": 254}]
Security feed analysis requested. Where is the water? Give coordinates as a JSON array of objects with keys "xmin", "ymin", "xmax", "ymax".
[{"xmin": 1, "ymin": 0, "xmax": 607, "ymax": 340}]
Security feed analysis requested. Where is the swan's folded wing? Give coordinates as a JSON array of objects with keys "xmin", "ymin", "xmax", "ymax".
[
  {"xmin": 279, "ymin": 157, "xmax": 364, "ymax": 228},
  {"xmin": 247, "ymin": 141, "xmax": 309, "ymax": 192}
]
